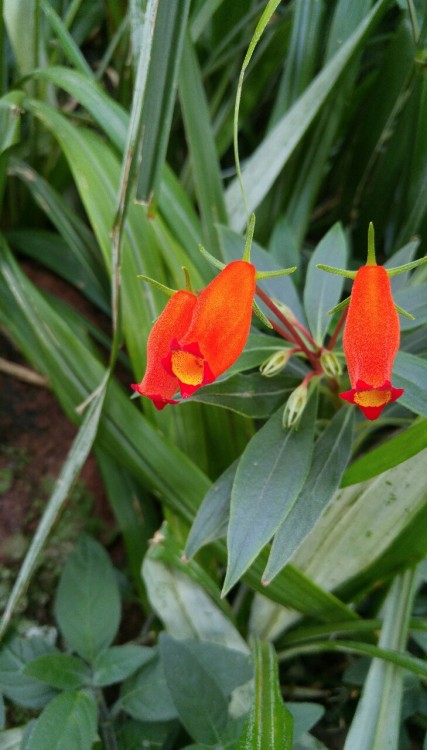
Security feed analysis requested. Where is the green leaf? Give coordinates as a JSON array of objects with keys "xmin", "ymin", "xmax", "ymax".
[
  {"xmin": 189, "ymin": 372, "xmax": 297, "ymax": 418},
  {"xmin": 303, "ymin": 223, "xmax": 348, "ymax": 345},
  {"xmin": 119, "ymin": 654, "xmax": 178, "ymax": 722},
  {"xmin": 40, "ymin": 0, "xmax": 94, "ymax": 78},
  {"xmin": 341, "ymin": 418, "xmax": 427, "ymax": 487},
  {"xmin": 288, "ymin": 702, "xmax": 324, "ymax": 742},
  {"xmin": 289, "ymin": 448, "xmax": 427, "ymax": 601},
  {"xmin": 0, "ymin": 91, "xmax": 25, "ymax": 155},
  {"xmin": 264, "ymin": 407, "xmax": 354, "ymax": 583},
  {"xmin": 136, "ymin": 0, "xmax": 191, "ymax": 202},
  {"xmin": 142, "ymin": 529, "xmax": 248, "ymax": 652},
  {"xmin": 237, "ymin": 638, "xmax": 293, "ymax": 750},
  {"xmin": 25, "ymin": 690, "xmax": 98, "ymax": 750},
  {"xmin": 396, "ymin": 284, "xmax": 427, "ymax": 331},
  {"xmin": 92, "ymin": 645, "xmax": 154, "ymax": 687},
  {"xmin": 159, "ymin": 635, "xmax": 231, "ymax": 745},
  {"xmin": 0, "ymin": 637, "xmax": 57, "ymax": 709},
  {"xmin": 184, "ymin": 460, "xmax": 238, "ymax": 560},
  {"xmin": 224, "ymin": 393, "xmax": 317, "ymax": 595},
  {"xmin": 24, "ymin": 654, "xmax": 90, "ymax": 691},
  {"xmin": 54, "ymin": 536, "xmax": 121, "ymax": 663},
  {"xmin": 225, "ymin": 0, "xmax": 390, "ymax": 230},
  {"xmin": 179, "ymin": 33, "xmax": 227, "ymax": 252},
  {"xmin": 343, "ymin": 569, "xmax": 417, "ymax": 750},
  {"xmin": 393, "ymin": 351, "xmax": 427, "ymax": 417}
]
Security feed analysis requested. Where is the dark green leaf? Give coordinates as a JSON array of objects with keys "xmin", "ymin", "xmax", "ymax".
[
  {"xmin": 25, "ymin": 690, "xmax": 98, "ymax": 750},
  {"xmin": 119, "ymin": 654, "xmax": 178, "ymax": 722},
  {"xmin": 54, "ymin": 536, "xmax": 121, "ymax": 662},
  {"xmin": 0, "ymin": 91, "xmax": 25, "ymax": 155},
  {"xmin": 136, "ymin": 0, "xmax": 191, "ymax": 201},
  {"xmin": 303, "ymin": 223, "xmax": 348, "ymax": 345},
  {"xmin": 0, "ymin": 637, "xmax": 57, "ymax": 709},
  {"xmin": 184, "ymin": 461, "xmax": 238, "ymax": 560},
  {"xmin": 224, "ymin": 394, "xmax": 317, "ymax": 594},
  {"xmin": 189, "ymin": 372, "xmax": 296, "ymax": 418},
  {"xmin": 264, "ymin": 407, "xmax": 354, "ymax": 582},
  {"xmin": 24, "ymin": 654, "xmax": 90, "ymax": 691},
  {"xmin": 93, "ymin": 645, "xmax": 154, "ymax": 687},
  {"xmin": 395, "ymin": 284, "xmax": 427, "ymax": 331},
  {"xmin": 237, "ymin": 638, "xmax": 293, "ymax": 750},
  {"xmin": 160, "ymin": 635, "xmax": 229, "ymax": 745}
]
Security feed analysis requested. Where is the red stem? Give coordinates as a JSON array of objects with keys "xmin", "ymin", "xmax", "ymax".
[
  {"xmin": 256, "ymin": 285, "xmax": 318, "ymax": 367},
  {"xmin": 327, "ymin": 307, "xmax": 348, "ymax": 351}
]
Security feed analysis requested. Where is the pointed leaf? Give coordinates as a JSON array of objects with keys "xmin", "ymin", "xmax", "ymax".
[
  {"xmin": 184, "ymin": 460, "xmax": 238, "ymax": 560},
  {"xmin": 303, "ymin": 223, "xmax": 348, "ymax": 345},
  {"xmin": 136, "ymin": 0, "xmax": 191, "ymax": 201},
  {"xmin": 119, "ymin": 654, "xmax": 178, "ymax": 722},
  {"xmin": 189, "ymin": 372, "xmax": 297, "ymax": 418},
  {"xmin": 264, "ymin": 407, "xmax": 354, "ymax": 582},
  {"xmin": 25, "ymin": 690, "xmax": 97, "ymax": 750},
  {"xmin": 160, "ymin": 635, "xmax": 230, "ymax": 745},
  {"xmin": 24, "ymin": 654, "xmax": 90, "ymax": 691},
  {"xmin": 54, "ymin": 536, "xmax": 121, "ymax": 663},
  {"xmin": 224, "ymin": 394, "xmax": 317, "ymax": 594},
  {"xmin": 225, "ymin": 0, "xmax": 390, "ymax": 230},
  {"xmin": 92, "ymin": 645, "xmax": 154, "ymax": 687}
]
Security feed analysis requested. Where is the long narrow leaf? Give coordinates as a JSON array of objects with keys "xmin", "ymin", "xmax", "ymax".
[
  {"xmin": 237, "ymin": 638, "xmax": 293, "ymax": 750},
  {"xmin": 226, "ymin": 0, "xmax": 389, "ymax": 230}
]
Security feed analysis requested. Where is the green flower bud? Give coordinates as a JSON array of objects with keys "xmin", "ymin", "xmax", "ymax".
[
  {"xmin": 320, "ymin": 349, "xmax": 342, "ymax": 378},
  {"xmin": 260, "ymin": 348, "xmax": 293, "ymax": 377},
  {"xmin": 282, "ymin": 382, "xmax": 308, "ymax": 428}
]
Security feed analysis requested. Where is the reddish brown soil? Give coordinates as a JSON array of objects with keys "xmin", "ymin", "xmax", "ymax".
[{"xmin": 0, "ymin": 262, "xmax": 112, "ymax": 567}]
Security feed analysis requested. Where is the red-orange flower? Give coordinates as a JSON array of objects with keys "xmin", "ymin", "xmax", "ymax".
[
  {"xmin": 131, "ymin": 290, "xmax": 197, "ymax": 409},
  {"xmin": 340, "ymin": 264, "xmax": 404, "ymax": 420},
  {"xmin": 163, "ymin": 260, "xmax": 256, "ymax": 397}
]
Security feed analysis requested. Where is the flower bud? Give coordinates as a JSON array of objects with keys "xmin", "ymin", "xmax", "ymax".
[
  {"xmin": 282, "ymin": 382, "xmax": 308, "ymax": 428},
  {"xmin": 320, "ymin": 349, "xmax": 342, "ymax": 378},
  {"xmin": 260, "ymin": 348, "xmax": 293, "ymax": 377}
]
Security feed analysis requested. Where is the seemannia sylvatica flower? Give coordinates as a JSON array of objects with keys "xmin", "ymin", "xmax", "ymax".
[
  {"xmin": 162, "ymin": 260, "xmax": 256, "ymax": 397},
  {"xmin": 132, "ymin": 215, "xmax": 296, "ymax": 407},
  {"xmin": 339, "ymin": 262, "xmax": 404, "ymax": 420},
  {"xmin": 131, "ymin": 289, "xmax": 197, "ymax": 409},
  {"xmin": 317, "ymin": 223, "xmax": 427, "ymax": 420}
]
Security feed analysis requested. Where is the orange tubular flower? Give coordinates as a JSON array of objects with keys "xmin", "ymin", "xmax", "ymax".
[
  {"xmin": 131, "ymin": 290, "xmax": 197, "ymax": 409},
  {"xmin": 162, "ymin": 260, "xmax": 256, "ymax": 397},
  {"xmin": 340, "ymin": 264, "xmax": 404, "ymax": 420}
]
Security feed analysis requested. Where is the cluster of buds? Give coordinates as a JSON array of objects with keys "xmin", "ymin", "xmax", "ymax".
[{"xmin": 132, "ymin": 221, "xmax": 426, "ymax": 424}]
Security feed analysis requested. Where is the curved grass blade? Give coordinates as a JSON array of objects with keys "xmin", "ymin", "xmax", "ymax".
[{"xmin": 40, "ymin": 0, "xmax": 93, "ymax": 78}]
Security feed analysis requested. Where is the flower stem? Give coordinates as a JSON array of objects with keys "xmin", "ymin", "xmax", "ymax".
[
  {"xmin": 256, "ymin": 286, "xmax": 318, "ymax": 366},
  {"xmin": 327, "ymin": 306, "xmax": 348, "ymax": 351}
]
